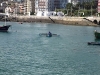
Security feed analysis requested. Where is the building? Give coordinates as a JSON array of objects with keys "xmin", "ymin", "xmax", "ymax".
[
  {"xmin": 18, "ymin": 3, "xmax": 24, "ymax": 14},
  {"xmin": 30, "ymin": 0, "xmax": 35, "ymax": 14},
  {"xmin": 0, "ymin": 1, "xmax": 8, "ymax": 13},
  {"xmin": 35, "ymin": 0, "xmax": 58, "ymax": 16},
  {"xmin": 35, "ymin": 0, "xmax": 67, "ymax": 13},
  {"xmin": 67, "ymin": 0, "xmax": 79, "ymax": 5},
  {"xmin": 35, "ymin": 0, "xmax": 68, "ymax": 16},
  {"xmin": 24, "ymin": 0, "xmax": 32, "ymax": 15},
  {"xmin": 54, "ymin": 0, "xmax": 60, "ymax": 9},
  {"xmin": 60, "ymin": 0, "xmax": 67, "ymax": 8},
  {"xmin": 35, "ymin": 0, "xmax": 48, "ymax": 12},
  {"xmin": 98, "ymin": 0, "xmax": 100, "ymax": 13}
]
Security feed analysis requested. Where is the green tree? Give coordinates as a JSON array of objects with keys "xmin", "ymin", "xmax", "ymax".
[
  {"xmin": 66, "ymin": 3, "xmax": 72, "ymax": 9},
  {"xmin": 65, "ymin": 0, "xmax": 97, "ymax": 16}
]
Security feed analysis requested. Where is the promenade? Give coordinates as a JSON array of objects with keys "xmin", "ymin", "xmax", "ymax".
[{"xmin": 6, "ymin": 15, "xmax": 99, "ymax": 26}]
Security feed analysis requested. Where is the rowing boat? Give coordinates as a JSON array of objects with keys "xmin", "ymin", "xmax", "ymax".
[{"xmin": 39, "ymin": 33, "xmax": 60, "ymax": 37}]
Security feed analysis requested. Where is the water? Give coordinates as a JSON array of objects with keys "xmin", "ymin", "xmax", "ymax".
[{"xmin": 0, "ymin": 22, "xmax": 100, "ymax": 75}]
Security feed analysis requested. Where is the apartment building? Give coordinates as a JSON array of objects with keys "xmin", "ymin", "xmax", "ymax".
[
  {"xmin": 35, "ymin": 0, "xmax": 67, "ymax": 16},
  {"xmin": 24, "ymin": 0, "xmax": 32, "ymax": 15},
  {"xmin": 35, "ymin": 0, "xmax": 48, "ymax": 12},
  {"xmin": 54, "ymin": 0, "xmax": 60, "ymax": 9},
  {"xmin": 35, "ymin": 0, "xmax": 67, "ymax": 13},
  {"xmin": 60, "ymin": 0, "xmax": 67, "ymax": 8},
  {"xmin": 30, "ymin": 0, "xmax": 35, "ymax": 14}
]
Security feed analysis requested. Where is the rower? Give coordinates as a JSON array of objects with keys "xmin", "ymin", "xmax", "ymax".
[{"xmin": 48, "ymin": 31, "xmax": 52, "ymax": 37}]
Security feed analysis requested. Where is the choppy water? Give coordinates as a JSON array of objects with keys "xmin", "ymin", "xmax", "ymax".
[{"xmin": 0, "ymin": 22, "xmax": 100, "ymax": 75}]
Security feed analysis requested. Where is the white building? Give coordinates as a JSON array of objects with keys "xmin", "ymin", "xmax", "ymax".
[
  {"xmin": 35, "ymin": 0, "xmax": 50, "ymax": 13},
  {"xmin": 35, "ymin": 0, "xmax": 66, "ymax": 16},
  {"xmin": 35, "ymin": 0, "xmax": 54, "ymax": 16}
]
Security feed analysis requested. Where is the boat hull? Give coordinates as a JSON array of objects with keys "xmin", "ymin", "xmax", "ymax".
[
  {"xmin": 0, "ymin": 25, "xmax": 11, "ymax": 32},
  {"xmin": 94, "ymin": 31, "xmax": 100, "ymax": 39},
  {"xmin": 88, "ymin": 42, "xmax": 100, "ymax": 45}
]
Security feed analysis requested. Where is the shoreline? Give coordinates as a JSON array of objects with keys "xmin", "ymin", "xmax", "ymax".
[{"xmin": 1, "ymin": 15, "xmax": 99, "ymax": 26}]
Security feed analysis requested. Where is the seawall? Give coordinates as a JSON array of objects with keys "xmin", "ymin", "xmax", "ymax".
[{"xmin": 5, "ymin": 16, "xmax": 98, "ymax": 26}]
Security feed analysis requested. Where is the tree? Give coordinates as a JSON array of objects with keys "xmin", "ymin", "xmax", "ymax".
[
  {"xmin": 65, "ymin": 0, "xmax": 97, "ymax": 16},
  {"xmin": 66, "ymin": 3, "xmax": 72, "ymax": 9}
]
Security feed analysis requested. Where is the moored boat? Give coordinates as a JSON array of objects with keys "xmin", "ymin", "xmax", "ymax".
[
  {"xmin": 0, "ymin": 25, "xmax": 11, "ymax": 32},
  {"xmin": 0, "ymin": 15, "xmax": 11, "ymax": 32},
  {"xmin": 88, "ymin": 42, "xmax": 100, "ymax": 45},
  {"xmin": 94, "ymin": 30, "xmax": 100, "ymax": 39}
]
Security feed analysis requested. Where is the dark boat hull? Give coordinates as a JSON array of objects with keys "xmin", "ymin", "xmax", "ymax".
[
  {"xmin": 88, "ymin": 42, "xmax": 100, "ymax": 45},
  {"xmin": 94, "ymin": 31, "xmax": 100, "ymax": 39},
  {"xmin": 0, "ymin": 25, "xmax": 11, "ymax": 32}
]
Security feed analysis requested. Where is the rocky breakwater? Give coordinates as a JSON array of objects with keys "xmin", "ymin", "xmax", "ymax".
[{"xmin": 7, "ymin": 15, "xmax": 98, "ymax": 26}]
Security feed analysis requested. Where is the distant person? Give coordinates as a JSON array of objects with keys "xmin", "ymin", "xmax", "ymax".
[{"xmin": 48, "ymin": 31, "xmax": 52, "ymax": 37}]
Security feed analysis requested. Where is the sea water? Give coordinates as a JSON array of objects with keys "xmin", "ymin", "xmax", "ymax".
[{"xmin": 0, "ymin": 22, "xmax": 100, "ymax": 75}]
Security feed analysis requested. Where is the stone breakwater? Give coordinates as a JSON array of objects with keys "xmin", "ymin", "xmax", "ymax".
[{"xmin": 6, "ymin": 16, "xmax": 98, "ymax": 26}]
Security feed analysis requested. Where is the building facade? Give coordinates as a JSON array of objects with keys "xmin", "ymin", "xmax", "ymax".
[
  {"xmin": 30, "ymin": 0, "xmax": 35, "ymax": 14},
  {"xmin": 98, "ymin": 0, "xmax": 100, "ymax": 13},
  {"xmin": 35, "ymin": 0, "xmax": 48, "ymax": 13},
  {"xmin": 24, "ymin": 0, "xmax": 32, "ymax": 15},
  {"xmin": 35, "ymin": 0, "xmax": 67, "ymax": 13}
]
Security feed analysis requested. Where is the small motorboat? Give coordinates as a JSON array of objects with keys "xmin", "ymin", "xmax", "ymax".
[{"xmin": 88, "ymin": 42, "xmax": 100, "ymax": 45}]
